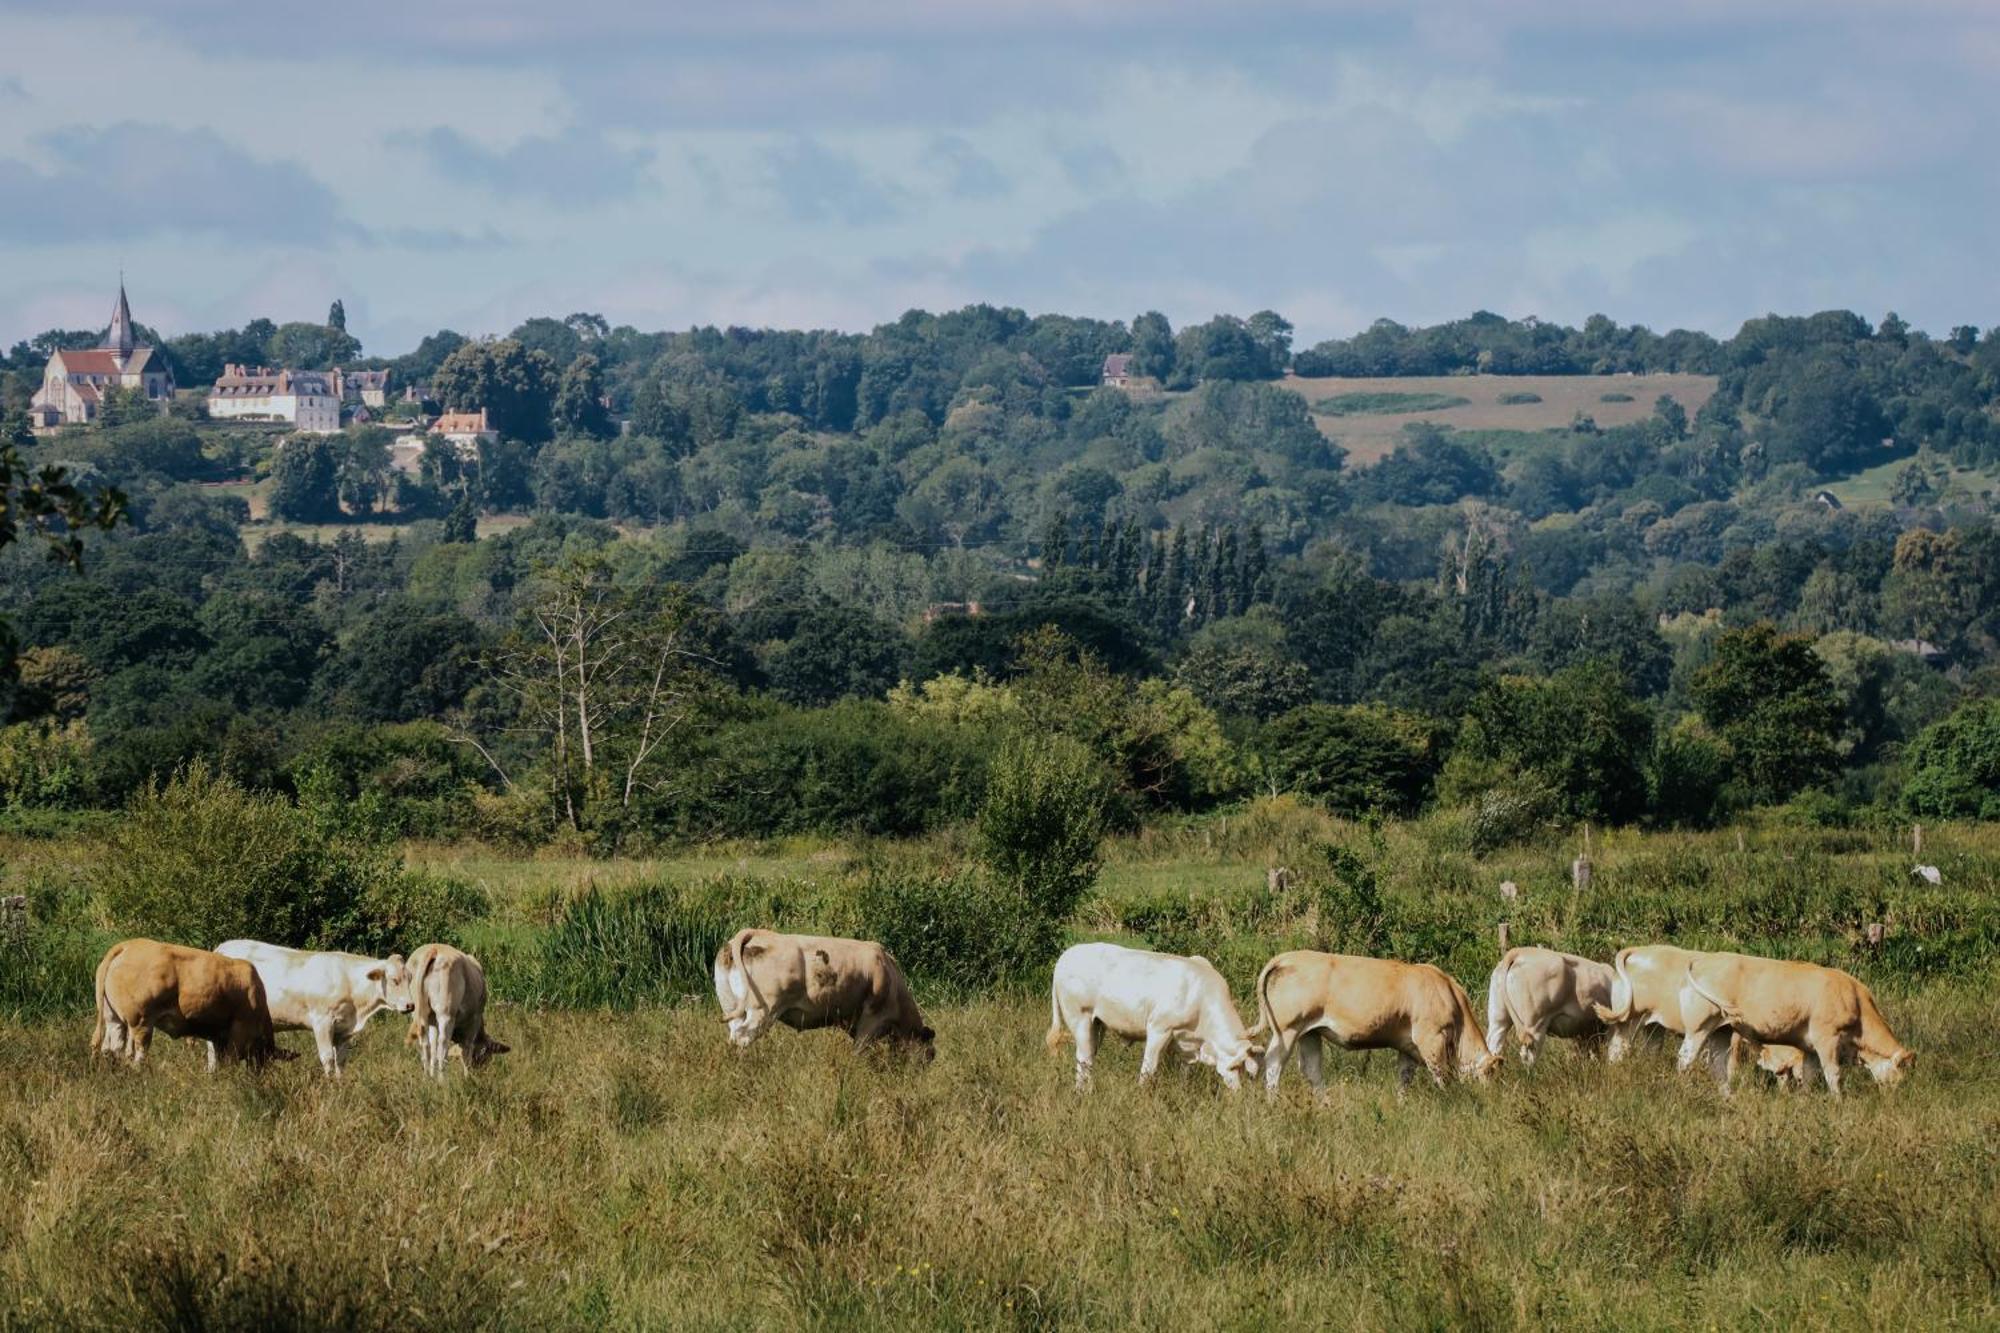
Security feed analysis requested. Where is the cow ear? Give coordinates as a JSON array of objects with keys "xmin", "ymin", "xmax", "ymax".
[
  {"xmin": 387, "ymin": 953, "xmax": 404, "ymax": 967},
  {"xmin": 366, "ymin": 966, "xmax": 385, "ymax": 982},
  {"xmin": 741, "ymin": 942, "xmax": 765, "ymax": 959}
]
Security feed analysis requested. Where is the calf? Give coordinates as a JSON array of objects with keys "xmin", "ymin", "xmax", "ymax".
[
  {"xmin": 1678, "ymin": 952, "xmax": 1913, "ymax": 1097},
  {"xmin": 1254, "ymin": 950, "xmax": 1499, "ymax": 1096},
  {"xmin": 212, "ymin": 940, "xmax": 415, "ymax": 1077},
  {"xmin": 92, "ymin": 938, "xmax": 291, "ymax": 1068},
  {"xmin": 1594, "ymin": 944, "xmax": 1810, "ymax": 1089},
  {"xmin": 713, "ymin": 928, "xmax": 934, "ymax": 1057},
  {"xmin": 406, "ymin": 943, "xmax": 509, "ymax": 1079},
  {"xmin": 1484, "ymin": 946, "xmax": 1615, "ymax": 1069},
  {"xmin": 1046, "ymin": 942, "xmax": 1259, "ymax": 1091}
]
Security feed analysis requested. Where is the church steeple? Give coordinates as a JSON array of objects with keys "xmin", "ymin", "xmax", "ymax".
[{"xmin": 104, "ymin": 280, "xmax": 135, "ymax": 358}]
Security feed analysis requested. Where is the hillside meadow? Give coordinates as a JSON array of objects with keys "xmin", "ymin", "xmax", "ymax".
[{"xmin": 1, "ymin": 813, "xmax": 1997, "ymax": 1329}]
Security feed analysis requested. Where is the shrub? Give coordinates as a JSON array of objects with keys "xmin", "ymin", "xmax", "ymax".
[
  {"xmin": 1901, "ymin": 697, "xmax": 2000, "ymax": 819},
  {"xmin": 534, "ymin": 882, "xmax": 734, "ymax": 1009},
  {"xmin": 1497, "ymin": 391, "xmax": 1543, "ymax": 405},
  {"xmin": 0, "ymin": 721, "xmax": 94, "ymax": 809},
  {"xmin": 95, "ymin": 764, "xmax": 479, "ymax": 953},
  {"xmin": 977, "ymin": 733, "xmax": 1108, "ymax": 921},
  {"xmin": 0, "ymin": 879, "xmax": 106, "ymax": 1018},
  {"xmin": 1646, "ymin": 727, "xmax": 1732, "ymax": 829},
  {"xmin": 1599, "ymin": 391, "xmax": 1635, "ymax": 403},
  {"xmin": 1259, "ymin": 704, "xmax": 1440, "ymax": 816},
  {"xmin": 859, "ymin": 869, "xmax": 1058, "ymax": 997}
]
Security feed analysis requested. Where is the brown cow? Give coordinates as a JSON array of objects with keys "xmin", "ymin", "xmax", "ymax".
[
  {"xmin": 91, "ymin": 938, "xmax": 291, "ymax": 1067},
  {"xmin": 712, "ymin": 928, "xmax": 934, "ymax": 1057},
  {"xmin": 1678, "ymin": 952, "xmax": 1914, "ymax": 1097},
  {"xmin": 406, "ymin": 943, "xmax": 509, "ymax": 1078},
  {"xmin": 1252, "ymin": 950, "xmax": 1500, "ymax": 1096},
  {"xmin": 1594, "ymin": 943, "xmax": 1811, "ymax": 1089}
]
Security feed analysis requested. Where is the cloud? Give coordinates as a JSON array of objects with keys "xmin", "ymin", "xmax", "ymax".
[
  {"xmin": 1052, "ymin": 139, "xmax": 1125, "ymax": 189},
  {"xmin": 0, "ymin": 76, "xmax": 27, "ymax": 103},
  {"xmin": 923, "ymin": 135, "xmax": 1009, "ymax": 200},
  {"xmin": 393, "ymin": 125, "xmax": 655, "ymax": 203},
  {"xmin": 0, "ymin": 123, "xmax": 345, "ymax": 243},
  {"xmin": 763, "ymin": 136, "xmax": 905, "ymax": 224}
]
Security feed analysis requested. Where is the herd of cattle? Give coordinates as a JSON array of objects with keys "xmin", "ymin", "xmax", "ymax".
[{"xmin": 88, "ymin": 926, "xmax": 1915, "ymax": 1098}]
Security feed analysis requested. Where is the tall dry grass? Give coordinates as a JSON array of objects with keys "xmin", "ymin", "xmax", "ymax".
[{"xmin": 1, "ymin": 984, "xmax": 1996, "ymax": 1331}]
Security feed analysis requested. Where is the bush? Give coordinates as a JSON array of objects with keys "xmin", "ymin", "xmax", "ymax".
[
  {"xmin": 859, "ymin": 869, "xmax": 1058, "ymax": 997},
  {"xmin": 1599, "ymin": 392, "xmax": 1635, "ymax": 403},
  {"xmin": 0, "ymin": 721, "xmax": 94, "ymax": 809},
  {"xmin": 533, "ymin": 882, "xmax": 734, "ymax": 1009},
  {"xmin": 977, "ymin": 733, "xmax": 1108, "ymax": 921},
  {"xmin": 1497, "ymin": 391, "xmax": 1543, "ymax": 405},
  {"xmin": 0, "ymin": 879, "xmax": 107, "ymax": 1018},
  {"xmin": 1901, "ymin": 697, "xmax": 2000, "ymax": 819},
  {"xmin": 94, "ymin": 764, "xmax": 480, "ymax": 953},
  {"xmin": 1258, "ymin": 704, "xmax": 1440, "ymax": 816}
]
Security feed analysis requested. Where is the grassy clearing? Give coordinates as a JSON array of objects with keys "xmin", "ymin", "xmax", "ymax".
[
  {"xmin": 1276, "ymin": 373, "xmax": 1717, "ymax": 465},
  {"xmin": 1818, "ymin": 456, "xmax": 1998, "ymax": 508}
]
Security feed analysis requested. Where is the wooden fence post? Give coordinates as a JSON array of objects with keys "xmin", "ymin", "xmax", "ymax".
[
  {"xmin": 1913, "ymin": 823, "xmax": 1923, "ymax": 857},
  {"xmin": 1497, "ymin": 920, "xmax": 1510, "ymax": 954}
]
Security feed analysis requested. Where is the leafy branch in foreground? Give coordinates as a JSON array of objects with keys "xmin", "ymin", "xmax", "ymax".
[{"xmin": 0, "ymin": 444, "xmax": 127, "ymax": 566}]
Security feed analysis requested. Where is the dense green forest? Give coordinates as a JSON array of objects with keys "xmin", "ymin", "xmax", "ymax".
[{"xmin": 2, "ymin": 303, "xmax": 1998, "ymax": 848}]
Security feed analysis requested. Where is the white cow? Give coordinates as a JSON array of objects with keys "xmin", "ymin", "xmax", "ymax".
[
  {"xmin": 1484, "ymin": 946, "xmax": 1615, "ymax": 1069},
  {"xmin": 1046, "ymin": 942, "xmax": 1260, "ymax": 1091},
  {"xmin": 212, "ymin": 939, "xmax": 415, "ymax": 1076}
]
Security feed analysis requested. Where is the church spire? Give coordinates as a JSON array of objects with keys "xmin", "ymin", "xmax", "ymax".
[{"xmin": 104, "ymin": 279, "xmax": 135, "ymax": 357}]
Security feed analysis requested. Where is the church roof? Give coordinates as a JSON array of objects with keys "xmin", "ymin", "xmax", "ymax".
[
  {"xmin": 49, "ymin": 346, "xmax": 157, "ymax": 377},
  {"xmin": 105, "ymin": 282, "xmax": 136, "ymax": 355}
]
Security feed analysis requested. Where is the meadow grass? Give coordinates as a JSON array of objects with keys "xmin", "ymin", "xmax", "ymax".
[
  {"xmin": 1, "ymin": 985, "xmax": 1995, "ymax": 1331},
  {"xmin": 3, "ymin": 816, "xmax": 1997, "ymax": 1328}
]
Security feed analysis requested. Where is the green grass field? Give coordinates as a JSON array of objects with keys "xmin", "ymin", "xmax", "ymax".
[{"xmin": 3, "ymin": 817, "xmax": 1997, "ymax": 1328}]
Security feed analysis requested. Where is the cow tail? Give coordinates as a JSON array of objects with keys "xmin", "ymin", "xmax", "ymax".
[
  {"xmin": 1248, "ymin": 955, "xmax": 1282, "ymax": 1044},
  {"xmin": 1594, "ymin": 948, "xmax": 1636, "ymax": 1024},
  {"xmin": 1485, "ymin": 951, "xmax": 1514, "ymax": 1046},
  {"xmin": 90, "ymin": 941, "xmax": 126, "ymax": 1055},
  {"xmin": 1682, "ymin": 962, "xmax": 1740, "ymax": 1024},
  {"xmin": 410, "ymin": 946, "xmax": 440, "ymax": 1044},
  {"xmin": 1045, "ymin": 979, "xmax": 1069, "ymax": 1053}
]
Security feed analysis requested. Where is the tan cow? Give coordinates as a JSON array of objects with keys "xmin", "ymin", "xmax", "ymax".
[
  {"xmin": 1484, "ymin": 946, "xmax": 1615, "ymax": 1068},
  {"xmin": 1678, "ymin": 952, "xmax": 1914, "ymax": 1097},
  {"xmin": 406, "ymin": 943, "xmax": 509, "ymax": 1079},
  {"xmin": 1252, "ymin": 951, "xmax": 1500, "ymax": 1096},
  {"xmin": 91, "ymin": 938, "xmax": 292, "ymax": 1068},
  {"xmin": 713, "ymin": 928, "xmax": 934, "ymax": 1057},
  {"xmin": 1593, "ymin": 944, "xmax": 1810, "ymax": 1089}
]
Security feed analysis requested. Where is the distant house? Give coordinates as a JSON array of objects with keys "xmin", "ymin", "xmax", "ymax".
[
  {"xmin": 1813, "ymin": 490, "xmax": 1843, "ymax": 510},
  {"xmin": 207, "ymin": 364, "xmax": 342, "ymax": 432},
  {"xmin": 922, "ymin": 601, "xmax": 983, "ymax": 623},
  {"xmin": 1890, "ymin": 638, "xmax": 1949, "ymax": 665},
  {"xmin": 29, "ymin": 284, "xmax": 175, "ymax": 429},
  {"xmin": 1101, "ymin": 353, "xmax": 1136, "ymax": 388},
  {"xmin": 430, "ymin": 408, "xmax": 498, "ymax": 455},
  {"xmin": 338, "ymin": 368, "xmax": 391, "ymax": 408}
]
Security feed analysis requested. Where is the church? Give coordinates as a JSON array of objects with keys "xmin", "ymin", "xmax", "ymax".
[{"xmin": 28, "ymin": 284, "xmax": 176, "ymax": 429}]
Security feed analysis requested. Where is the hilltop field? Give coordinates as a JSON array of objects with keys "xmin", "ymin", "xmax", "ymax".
[
  {"xmin": 3, "ymin": 813, "xmax": 1996, "ymax": 1330},
  {"xmin": 1275, "ymin": 372, "xmax": 1720, "ymax": 465}
]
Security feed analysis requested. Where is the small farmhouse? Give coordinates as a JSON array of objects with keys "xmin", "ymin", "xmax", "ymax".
[
  {"xmin": 431, "ymin": 408, "xmax": 498, "ymax": 454},
  {"xmin": 1101, "ymin": 353, "xmax": 1136, "ymax": 388}
]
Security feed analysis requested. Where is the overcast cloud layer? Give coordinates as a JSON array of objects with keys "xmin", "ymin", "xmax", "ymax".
[{"xmin": 1, "ymin": 0, "xmax": 1995, "ymax": 355}]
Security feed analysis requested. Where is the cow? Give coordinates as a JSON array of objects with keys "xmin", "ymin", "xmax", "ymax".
[
  {"xmin": 1046, "ymin": 942, "xmax": 1259, "ymax": 1091},
  {"xmin": 211, "ymin": 940, "xmax": 415, "ymax": 1077},
  {"xmin": 713, "ymin": 928, "xmax": 934, "ymax": 1057},
  {"xmin": 406, "ymin": 943, "xmax": 509, "ymax": 1079},
  {"xmin": 1593, "ymin": 943, "xmax": 1810, "ymax": 1089},
  {"xmin": 91, "ymin": 938, "xmax": 292, "ymax": 1068},
  {"xmin": 1677, "ymin": 952, "xmax": 1914, "ymax": 1097},
  {"xmin": 1484, "ymin": 946, "xmax": 1616, "ymax": 1069},
  {"xmin": 1253, "ymin": 950, "xmax": 1499, "ymax": 1097}
]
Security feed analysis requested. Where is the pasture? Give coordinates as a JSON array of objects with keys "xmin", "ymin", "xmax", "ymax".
[
  {"xmin": 2, "ymin": 816, "xmax": 1997, "ymax": 1329},
  {"xmin": 1275, "ymin": 373, "xmax": 1718, "ymax": 465}
]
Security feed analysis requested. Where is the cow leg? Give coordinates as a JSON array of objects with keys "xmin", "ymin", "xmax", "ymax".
[
  {"xmin": 1260, "ymin": 1028, "xmax": 1289, "ymax": 1101},
  {"xmin": 1812, "ymin": 1034, "xmax": 1845, "ymax": 1098},
  {"xmin": 311, "ymin": 1019, "xmax": 340, "ymax": 1078},
  {"xmin": 205, "ymin": 1041, "xmax": 219, "ymax": 1073},
  {"xmin": 1073, "ymin": 1016, "xmax": 1100, "ymax": 1091},
  {"xmin": 1416, "ymin": 1031, "xmax": 1452, "ymax": 1089},
  {"xmin": 1298, "ymin": 1031, "xmax": 1327, "ymax": 1098},
  {"xmin": 1516, "ymin": 1028, "xmax": 1541, "ymax": 1071},
  {"xmin": 1138, "ymin": 1027, "xmax": 1173, "ymax": 1083},
  {"xmin": 1396, "ymin": 1052, "xmax": 1417, "ymax": 1093},
  {"xmin": 128, "ymin": 1021, "xmax": 153, "ymax": 1067}
]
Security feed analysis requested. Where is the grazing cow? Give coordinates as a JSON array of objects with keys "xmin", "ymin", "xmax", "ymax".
[
  {"xmin": 1678, "ymin": 952, "xmax": 1914, "ymax": 1097},
  {"xmin": 713, "ymin": 928, "xmax": 934, "ymax": 1057},
  {"xmin": 1593, "ymin": 944, "xmax": 1810, "ymax": 1088},
  {"xmin": 1046, "ymin": 942, "xmax": 1259, "ymax": 1091},
  {"xmin": 406, "ymin": 943, "xmax": 509, "ymax": 1078},
  {"xmin": 211, "ymin": 940, "xmax": 415, "ymax": 1077},
  {"xmin": 91, "ymin": 938, "xmax": 291, "ymax": 1068},
  {"xmin": 1484, "ymin": 946, "xmax": 1616, "ymax": 1069},
  {"xmin": 1253, "ymin": 951, "xmax": 1499, "ymax": 1096}
]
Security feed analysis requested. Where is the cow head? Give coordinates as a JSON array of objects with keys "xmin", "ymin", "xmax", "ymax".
[
  {"xmin": 371, "ymin": 953, "xmax": 417, "ymax": 1015},
  {"xmin": 1869, "ymin": 1047, "xmax": 1915, "ymax": 1086},
  {"xmin": 1465, "ymin": 1047, "xmax": 1503, "ymax": 1082},
  {"xmin": 467, "ymin": 1033, "xmax": 510, "ymax": 1068},
  {"xmin": 1199, "ymin": 1038, "xmax": 1261, "ymax": 1092}
]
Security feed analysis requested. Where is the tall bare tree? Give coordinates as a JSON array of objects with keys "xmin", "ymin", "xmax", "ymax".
[{"xmin": 466, "ymin": 556, "xmax": 716, "ymax": 833}]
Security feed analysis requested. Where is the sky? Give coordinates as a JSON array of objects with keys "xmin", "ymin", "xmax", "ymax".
[{"xmin": 2, "ymin": 0, "xmax": 1997, "ymax": 358}]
